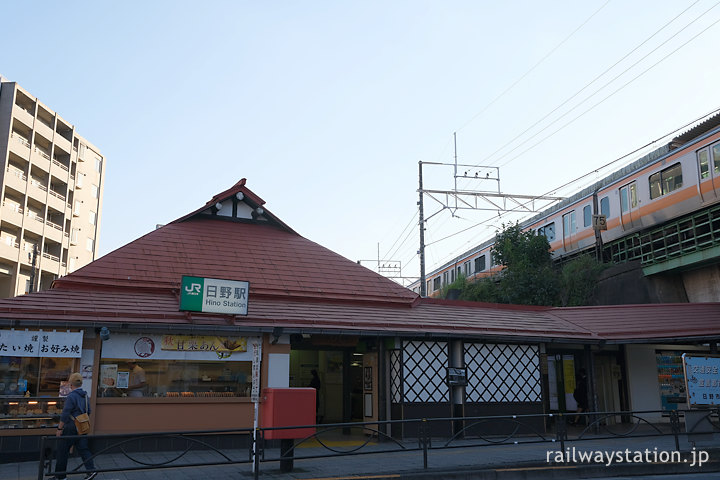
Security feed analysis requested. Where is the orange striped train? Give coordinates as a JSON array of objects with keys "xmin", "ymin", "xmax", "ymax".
[{"xmin": 412, "ymin": 113, "xmax": 720, "ymax": 297}]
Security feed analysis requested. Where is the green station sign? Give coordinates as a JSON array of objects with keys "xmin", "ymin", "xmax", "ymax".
[{"xmin": 179, "ymin": 276, "xmax": 250, "ymax": 315}]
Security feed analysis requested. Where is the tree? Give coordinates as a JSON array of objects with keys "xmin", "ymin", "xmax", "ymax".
[{"xmin": 441, "ymin": 223, "xmax": 606, "ymax": 306}]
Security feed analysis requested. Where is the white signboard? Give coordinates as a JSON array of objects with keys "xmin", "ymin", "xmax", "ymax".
[
  {"xmin": 251, "ymin": 342, "xmax": 262, "ymax": 403},
  {"xmin": 683, "ymin": 354, "xmax": 720, "ymax": 406},
  {"xmin": 180, "ymin": 276, "xmax": 250, "ymax": 315},
  {"xmin": 100, "ymin": 333, "xmax": 257, "ymax": 362},
  {"xmin": 0, "ymin": 329, "xmax": 83, "ymax": 358}
]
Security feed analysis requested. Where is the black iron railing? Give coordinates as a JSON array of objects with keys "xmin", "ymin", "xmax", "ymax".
[{"xmin": 37, "ymin": 408, "xmax": 720, "ymax": 479}]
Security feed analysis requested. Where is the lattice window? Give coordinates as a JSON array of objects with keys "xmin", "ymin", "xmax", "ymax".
[
  {"xmin": 465, "ymin": 343, "xmax": 541, "ymax": 402},
  {"xmin": 402, "ymin": 341, "xmax": 449, "ymax": 403},
  {"xmin": 390, "ymin": 349, "xmax": 403, "ymax": 403}
]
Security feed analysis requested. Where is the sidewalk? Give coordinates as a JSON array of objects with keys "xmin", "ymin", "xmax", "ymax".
[{"xmin": 4, "ymin": 432, "xmax": 720, "ymax": 480}]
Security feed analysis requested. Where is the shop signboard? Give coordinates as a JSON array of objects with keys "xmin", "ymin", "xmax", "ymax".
[
  {"xmin": 179, "ymin": 276, "xmax": 249, "ymax": 315},
  {"xmin": 0, "ymin": 329, "xmax": 83, "ymax": 358},
  {"xmin": 161, "ymin": 335, "xmax": 247, "ymax": 353},
  {"xmin": 683, "ymin": 354, "xmax": 720, "ymax": 407},
  {"xmin": 251, "ymin": 342, "xmax": 261, "ymax": 403}
]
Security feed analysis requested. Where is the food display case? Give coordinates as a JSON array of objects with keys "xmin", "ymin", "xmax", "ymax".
[{"xmin": 0, "ymin": 396, "xmax": 65, "ymax": 430}]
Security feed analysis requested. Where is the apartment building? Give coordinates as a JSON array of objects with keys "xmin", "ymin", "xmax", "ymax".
[{"xmin": 0, "ymin": 76, "xmax": 104, "ymax": 297}]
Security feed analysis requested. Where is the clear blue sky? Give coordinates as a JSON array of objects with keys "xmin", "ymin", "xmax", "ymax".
[{"xmin": 3, "ymin": 1, "xmax": 720, "ymax": 285}]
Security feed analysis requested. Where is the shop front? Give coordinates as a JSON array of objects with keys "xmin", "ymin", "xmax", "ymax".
[{"xmin": 0, "ymin": 329, "xmax": 93, "ymax": 461}]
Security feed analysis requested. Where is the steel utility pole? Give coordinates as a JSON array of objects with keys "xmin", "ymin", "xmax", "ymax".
[
  {"xmin": 418, "ymin": 161, "xmax": 426, "ymax": 297},
  {"xmin": 417, "ymin": 160, "xmax": 564, "ymax": 296}
]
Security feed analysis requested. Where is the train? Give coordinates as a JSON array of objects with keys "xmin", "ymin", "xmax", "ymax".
[{"xmin": 411, "ymin": 111, "xmax": 720, "ymax": 297}]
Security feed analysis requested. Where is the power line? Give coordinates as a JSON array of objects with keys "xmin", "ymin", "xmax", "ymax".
[
  {"xmin": 456, "ymin": 0, "xmax": 611, "ymax": 133},
  {"xmin": 477, "ymin": 0, "xmax": 703, "ymax": 168},
  {"xmin": 497, "ymin": 10, "xmax": 720, "ymax": 169}
]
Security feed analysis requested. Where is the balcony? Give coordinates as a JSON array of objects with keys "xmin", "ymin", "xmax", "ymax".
[
  {"xmin": 32, "ymin": 146, "xmax": 51, "ymax": 172},
  {"xmin": 4, "ymin": 165, "xmax": 27, "ymax": 192},
  {"xmin": 9, "ymin": 133, "xmax": 30, "ymax": 160},
  {"xmin": 2, "ymin": 201, "xmax": 24, "ymax": 228},
  {"xmin": 54, "ymin": 133, "xmax": 72, "ymax": 154},
  {"xmin": 28, "ymin": 178, "xmax": 48, "ymax": 202},
  {"xmin": 24, "ymin": 211, "xmax": 45, "ymax": 235},
  {"xmin": 12, "ymin": 104, "xmax": 34, "ymax": 129},
  {"xmin": 44, "ymin": 220, "xmax": 63, "ymax": 243},
  {"xmin": 47, "ymin": 189, "xmax": 66, "ymax": 211},
  {"xmin": 34, "ymin": 120, "xmax": 53, "ymax": 144},
  {"xmin": 41, "ymin": 250, "xmax": 61, "ymax": 272},
  {"xmin": 0, "ymin": 237, "xmax": 19, "ymax": 263}
]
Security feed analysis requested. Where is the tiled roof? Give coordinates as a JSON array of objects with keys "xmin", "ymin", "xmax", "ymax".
[
  {"xmin": 547, "ymin": 303, "xmax": 720, "ymax": 341},
  {"xmin": 0, "ymin": 289, "xmax": 717, "ymax": 343},
  {"xmin": 53, "ymin": 179, "xmax": 417, "ymax": 306}
]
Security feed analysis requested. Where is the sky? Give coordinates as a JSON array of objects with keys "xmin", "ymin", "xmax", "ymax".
[{"xmin": 2, "ymin": 1, "xmax": 720, "ymax": 287}]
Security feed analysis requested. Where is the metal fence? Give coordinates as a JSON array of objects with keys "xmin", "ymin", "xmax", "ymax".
[{"xmin": 37, "ymin": 408, "xmax": 720, "ymax": 479}]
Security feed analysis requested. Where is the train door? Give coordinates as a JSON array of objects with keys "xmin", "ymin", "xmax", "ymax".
[
  {"xmin": 619, "ymin": 182, "xmax": 641, "ymax": 230},
  {"xmin": 697, "ymin": 145, "xmax": 720, "ymax": 202},
  {"xmin": 562, "ymin": 211, "xmax": 576, "ymax": 252}
]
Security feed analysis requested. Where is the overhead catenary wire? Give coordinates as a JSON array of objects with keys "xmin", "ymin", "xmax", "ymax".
[
  {"xmin": 455, "ymin": 0, "xmax": 612, "ymax": 133},
  {"xmin": 475, "ymin": 0, "xmax": 704, "ymax": 169}
]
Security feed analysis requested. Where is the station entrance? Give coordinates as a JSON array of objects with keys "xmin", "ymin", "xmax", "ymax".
[{"xmin": 288, "ymin": 337, "xmax": 378, "ymax": 425}]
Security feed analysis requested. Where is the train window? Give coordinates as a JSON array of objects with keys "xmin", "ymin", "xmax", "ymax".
[
  {"xmin": 464, "ymin": 261, "xmax": 472, "ymax": 276},
  {"xmin": 649, "ymin": 162, "xmax": 682, "ymax": 199},
  {"xmin": 620, "ymin": 183, "xmax": 637, "ymax": 213},
  {"xmin": 562, "ymin": 211, "xmax": 576, "ymax": 238},
  {"xmin": 426, "ymin": 280, "xmax": 431, "ymax": 293},
  {"xmin": 583, "ymin": 205, "xmax": 591, "ymax": 227},
  {"xmin": 433, "ymin": 277, "xmax": 441, "ymax": 291},
  {"xmin": 450, "ymin": 268, "xmax": 455, "ymax": 283},
  {"xmin": 539, "ymin": 222, "xmax": 555, "ymax": 242},
  {"xmin": 600, "ymin": 197, "xmax": 610, "ymax": 217},
  {"xmin": 443, "ymin": 271, "xmax": 448, "ymax": 286},
  {"xmin": 713, "ymin": 144, "xmax": 720, "ymax": 174},
  {"xmin": 698, "ymin": 149, "xmax": 710, "ymax": 179},
  {"xmin": 475, "ymin": 255, "xmax": 486, "ymax": 272}
]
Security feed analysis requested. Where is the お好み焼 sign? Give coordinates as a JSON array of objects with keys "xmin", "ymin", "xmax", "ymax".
[{"xmin": 180, "ymin": 276, "xmax": 250, "ymax": 315}]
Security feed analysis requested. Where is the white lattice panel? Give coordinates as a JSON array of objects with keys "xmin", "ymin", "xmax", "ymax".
[
  {"xmin": 465, "ymin": 343, "xmax": 541, "ymax": 402},
  {"xmin": 390, "ymin": 349, "xmax": 403, "ymax": 403},
  {"xmin": 402, "ymin": 341, "xmax": 449, "ymax": 403}
]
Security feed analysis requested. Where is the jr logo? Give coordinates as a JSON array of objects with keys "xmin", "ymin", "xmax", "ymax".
[{"xmin": 185, "ymin": 283, "xmax": 201, "ymax": 295}]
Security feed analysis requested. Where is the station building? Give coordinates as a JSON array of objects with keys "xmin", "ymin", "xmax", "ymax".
[{"xmin": 0, "ymin": 179, "xmax": 718, "ymax": 458}]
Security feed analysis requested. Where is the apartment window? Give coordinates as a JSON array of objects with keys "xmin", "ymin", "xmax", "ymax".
[
  {"xmin": 70, "ymin": 228, "xmax": 79, "ymax": 245},
  {"xmin": 583, "ymin": 205, "xmax": 591, "ymax": 227},
  {"xmin": 76, "ymin": 173, "xmax": 84, "ymax": 188},
  {"xmin": 94, "ymin": 157, "xmax": 102, "ymax": 173},
  {"xmin": 73, "ymin": 200, "xmax": 81, "ymax": 216},
  {"xmin": 86, "ymin": 237, "xmax": 94, "ymax": 252},
  {"xmin": 91, "ymin": 184, "xmax": 99, "ymax": 199},
  {"xmin": 89, "ymin": 211, "xmax": 97, "ymax": 225},
  {"xmin": 68, "ymin": 257, "xmax": 77, "ymax": 272},
  {"xmin": 78, "ymin": 144, "xmax": 86, "ymax": 160},
  {"xmin": 649, "ymin": 163, "xmax": 683, "ymax": 199}
]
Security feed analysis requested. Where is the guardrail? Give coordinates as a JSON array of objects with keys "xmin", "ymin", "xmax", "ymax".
[{"xmin": 35, "ymin": 408, "xmax": 720, "ymax": 479}]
